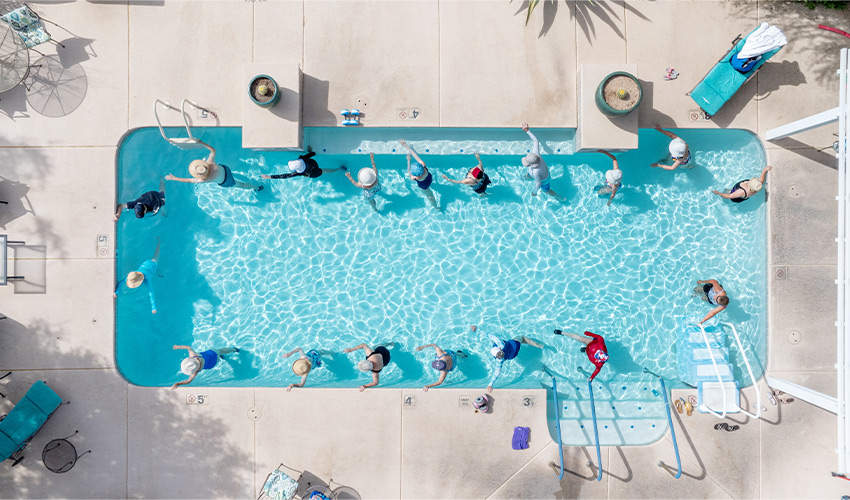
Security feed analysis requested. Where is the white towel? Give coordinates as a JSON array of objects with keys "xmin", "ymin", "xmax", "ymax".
[{"xmin": 737, "ymin": 22, "xmax": 787, "ymax": 59}]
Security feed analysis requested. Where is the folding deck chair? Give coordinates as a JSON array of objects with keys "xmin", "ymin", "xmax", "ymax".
[
  {"xmin": 0, "ymin": 380, "xmax": 65, "ymax": 466},
  {"xmin": 688, "ymin": 26, "xmax": 785, "ymax": 116}
]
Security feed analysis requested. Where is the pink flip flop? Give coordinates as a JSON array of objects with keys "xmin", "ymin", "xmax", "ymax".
[{"xmin": 664, "ymin": 69, "xmax": 679, "ymax": 81}]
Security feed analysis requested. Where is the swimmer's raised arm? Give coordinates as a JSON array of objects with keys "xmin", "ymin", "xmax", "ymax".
[
  {"xmin": 343, "ymin": 343, "xmax": 368, "ymax": 353},
  {"xmin": 400, "ymin": 139, "xmax": 426, "ymax": 167},
  {"xmin": 282, "ymin": 348, "xmax": 304, "ymax": 359},
  {"xmin": 369, "ymin": 152, "xmax": 377, "ymax": 173}
]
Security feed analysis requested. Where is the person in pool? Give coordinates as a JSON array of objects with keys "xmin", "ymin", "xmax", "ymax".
[
  {"xmin": 113, "ymin": 238, "xmax": 161, "ymax": 314},
  {"xmin": 554, "ymin": 330, "xmax": 608, "ymax": 381},
  {"xmin": 520, "ymin": 122, "xmax": 565, "ymax": 200},
  {"xmin": 473, "ymin": 325, "xmax": 542, "ymax": 393},
  {"xmin": 282, "ymin": 347, "xmax": 326, "ymax": 391},
  {"xmin": 114, "ymin": 178, "xmax": 166, "ymax": 221},
  {"xmin": 171, "ymin": 344, "xmax": 240, "ymax": 389},
  {"xmin": 399, "ymin": 138, "xmax": 438, "ymax": 209},
  {"xmin": 344, "ymin": 152, "xmax": 381, "ymax": 211},
  {"xmin": 442, "ymin": 152, "xmax": 491, "ymax": 196},
  {"xmin": 416, "ymin": 343, "xmax": 468, "ymax": 391},
  {"xmin": 595, "ymin": 149, "xmax": 622, "ymax": 206},
  {"xmin": 261, "ymin": 150, "xmax": 343, "ymax": 181},
  {"xmin": 651, "ymin": 126, "xmax": 692, "ymax": 170},
  {"xmin": 165, "ymin": 140, "xmax": 263, "ymax": 191},
  {"xmin": 694, "ymin": 279, "xmax": 729, "ymax": 325},
  {"xmin": 712, "ymin": 165, "xmax": 772, "ymax": 203},
  {"xmin": 343, "ymin": 342, "xmax": 395, "ymax": 391}
]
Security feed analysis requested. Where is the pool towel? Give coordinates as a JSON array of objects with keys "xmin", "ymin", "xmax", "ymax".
[{"xmin": 512, "ymin": 426, "xmax": 530, "ymax": 450}]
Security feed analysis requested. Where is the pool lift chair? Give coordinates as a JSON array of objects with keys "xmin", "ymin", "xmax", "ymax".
[
  {"xmin": 153, "ymin": 99, "xmax": 216, "ymax": 150},
  {"xmin": 677, "ymin": 320, "xmax": 762, "ymax": 420}
]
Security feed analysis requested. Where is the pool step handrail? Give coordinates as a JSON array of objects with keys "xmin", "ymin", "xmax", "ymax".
[
  {"xmin": 542, "ymin": 366, "xmax": 565, "ymax": 480},
  {"xmin": 153, "ymin": 99, "xmax": 211, "ymax": 149},
  {"xmin": 720, "ymin": 322, "xmax": 762, "ymax": 420},
  {"xmin": 694, "ymin": 323, "xmax": 729, "ymax": 419},
  {"xmin": 643, "ymin": 367, "xmax": 682, "ymax": 479},
  {"xmin": 578, "ymin": 366, "xmax": 603, "ymax": 482}
]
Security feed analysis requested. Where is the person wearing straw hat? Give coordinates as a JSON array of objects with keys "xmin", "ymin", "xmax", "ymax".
[
  {"xmin": 416, "ymin": 343, "xmax": 467, "ymax": 391},
  {"xmin": 520, "ymin": 122, "xmax": 565, "ymax": 200},
  {"xmin": 651, "ymin": 126, "xmax": 693, "ymax": 170},
  {"xmin": 712, "ymin": 165, "xmax": 772, "ymax": 203},
  {"xmin": 343, "ymin": 342, "xmax": 395, "ymax": 391},
  {"xmin": 171, "ymin": 344, "xmax": 240, "ymax": 389},
  {"xmin": 165, "ymin": 140, "xmax": 263, "ymax": 191},
  {"xmin": 282, "ymin": 347, "xmax": 326, "ymax": 391},
  {"xmin": 399, "ymin": 139, "xmax": 438, "ymax": 209},
  {"xmin": 472, "ymin": 325, "xmax": 542, "ymax": 394},
  {"xmin": 344, "ymin": 152, "xmax": 382, "ymax": 211},
  {"xmin": 113, "ymin": 239, "xmax": 161, "ymax": 314},
  {"xmin": 261, "ymin": 149, "xmax": 344, "ymax": 181}
]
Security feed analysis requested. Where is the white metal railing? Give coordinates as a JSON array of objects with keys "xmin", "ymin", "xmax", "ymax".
[
  {"xmin": 695, "ymin": 323, "xmax": 729, "ymax": 419},
  {"xmin": 839, "ymin": 47, "xmax": 849, "ymax": 474},
  {"xmin": 153, "ymin": 99, "xmax": 211, "ymax": 149},
  {"xmin": 721, "ymin": 322, "xmax": 761, "ymax": 419}
]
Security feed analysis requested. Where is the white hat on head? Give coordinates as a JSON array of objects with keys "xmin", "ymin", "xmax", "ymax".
[
  {"xmin": 521, "ymin": 153, "xmax": 540, "ymax": 168},
  {"xmin": 181, "ymin": 357, "xmax": 201, "ymax": 375},
  {"xmin": 358, "ymin": 168, "xmax": 377, "ymax": 186},
  {"xmin": 605, "ymin": 169, "xmax": 623, "ymax": 185},
  {"xmin": 189, "ymin": 160, "xmax": 211, "ymax": 180},
  {"xmin": 288, "ymin": 159, "xmax": 307, "ymax": 173},
  {"xmin": 669, "ymin": 138, "xmax": 687, "ymax": 157},
  {"xmin": 126, "ymin": 272, "xmax": 145, "ymax": 288},
  {"xmin": 749, "ymin": 177, "xmax": 763, "ymax": 193}
]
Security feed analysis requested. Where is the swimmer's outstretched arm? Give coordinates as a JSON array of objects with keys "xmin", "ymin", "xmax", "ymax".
[
  {"xmin": 400, "ymin": 139, "xmax": 426, "ymax": 167},
  {"xmin": 173, "ymin": 344, "xmax": 199, "ymax": 357},
  {"xmin": 171, "ymin": 371, "xmax": 197, "ymax": 390},
  {"xmin": 653, "ymin": 125, "xmax": 680, "ymax": 141},
  {"xmin": 712, "ymin": 189, "xmax": 743, "ymax": 200},
  {"xmin": 164, "ymin": 174, "xmax": 203, "ymax": 183},
  {"xmin": 343, "ymin": 343, "xmax": 368, "ymax": 354},
  {"xmin": 360, "ymin": 372, "xmax": 379, "ymax": 392},
  {"xmin": 282, "ymin": 348, "xmax": 305, "ymax": 359},
  {"xmin": 113, "ymin": 203, "xmax": 125, "ymax": 221},
  {"xmin": 196, "ymin": 140, "xmax": 216, "ymax": 164},
  {"xmin": 288, "ymin": 374, "xmax": 308, "ymax": 391},
  {"xmin": 424, "ymin": 370, "xmax": 447, "ymax": 391},
  {"xmin": 699, "ymin": 305, "xmax": 726, "ymax": 325},
  {"xmin": 757, "ymin": 165, "xmax": 772, "ymax": 184},
  {"xmin": 343, "ymin": 171, "xmax": 363, "ymax": 188},
  {"xmin": 369, "ymin": 152, "xmax": 377, "ymax": 175},
  {"xmin": 651, "ymin": 161, "xmax": 680, "ymax": 171},
  {"xmin": 522, "ymin": 123, "xmax": 540, "ymax": 156}
]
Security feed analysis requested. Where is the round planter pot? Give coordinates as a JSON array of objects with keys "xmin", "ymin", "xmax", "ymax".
[
  {"xmin": 249, "ymin": 74, "xmax": 281, "ymax": 108},
  {"xmin": 595, "ymin": 71, "xmax": 642, "ymax": 117}
]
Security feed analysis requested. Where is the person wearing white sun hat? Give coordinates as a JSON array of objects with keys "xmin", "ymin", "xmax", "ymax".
[
  {"xmin": 261, "ymin": 149, "xmax": 344, "ymax": 181},
  {"xmin": 344, "ymin": 152, "xmax": 382, "ymax": 211},
  {"xmin": 651, "ymin": 126, "xmax": 693, "ymax": 171},
  {"xmin": 595, "ymin": 149, "xmax": 622, "ymax": 206},
  {"xmin": 172, "ymin": 344, "xmax": 240, "ymax": 389},
  {"xmin": 712, "ymin": 165, "xmax": 772, "ymax": 203}
]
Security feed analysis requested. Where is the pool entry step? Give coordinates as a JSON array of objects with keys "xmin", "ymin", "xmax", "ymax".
[{"xmin": 551, "ymin": 375, "xmax": 668, "ymax": 446}]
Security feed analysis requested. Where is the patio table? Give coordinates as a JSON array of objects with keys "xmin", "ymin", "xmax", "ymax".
[{"xmin": 0, "ymin": 21, "xmax": 29, "ymax": 94}]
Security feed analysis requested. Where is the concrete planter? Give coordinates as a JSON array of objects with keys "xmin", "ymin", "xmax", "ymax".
[{"xmin": 595, "ymin": 71, "xmax": 642, "ymax": 117}]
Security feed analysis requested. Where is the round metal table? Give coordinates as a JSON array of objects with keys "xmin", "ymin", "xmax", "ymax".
[
  {"xmin": 0, "ymin": 21, "xmax": 29, "ymax": 93},
  {"xmin": 42, "ymin": 434, "xmax": 90, "ymax": 473}
]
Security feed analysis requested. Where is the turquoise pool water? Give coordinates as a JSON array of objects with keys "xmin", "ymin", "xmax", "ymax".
[{"xmin": 116, "ymin": 127, "xmax": 767, "ymax": 406}]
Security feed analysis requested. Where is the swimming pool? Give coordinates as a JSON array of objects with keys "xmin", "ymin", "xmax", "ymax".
[{"xmin": 116, "ymin": 126, "xmax": 766, "ymax": 440}]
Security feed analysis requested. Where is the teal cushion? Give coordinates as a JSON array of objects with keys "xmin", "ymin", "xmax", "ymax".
[
  {"xmin": 0, "ymin": 398, "xmax": 48, "ymax": 444},
  {"xmin": 0, "ymin": 431, "xmax": 21, "ymax": 461},
  {"xmin": 0, "ymin": 6, "xmax": 39, "ymax": 32},
  {"xmin": 24, "ymin": 381, "xmax": 62, "ymax": 415}
]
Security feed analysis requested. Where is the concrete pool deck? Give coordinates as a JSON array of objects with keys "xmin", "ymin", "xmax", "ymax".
[{"xmin": 0, "ymin": 0, "xmax": 849, "ymax": 498}]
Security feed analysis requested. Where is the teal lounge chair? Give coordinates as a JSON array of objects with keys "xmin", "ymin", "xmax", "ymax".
[
  {"xmin": 0, "ymin": 381, "xmax": 64, "ymax": 466},
  {"xmin": 688, "ymin": 27, "xmax": 784, "ymax": 116}
]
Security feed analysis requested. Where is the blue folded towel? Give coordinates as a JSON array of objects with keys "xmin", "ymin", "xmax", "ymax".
[{"xmin": 512, "ymin": 426, "xmax": 530, "ymax": 450}]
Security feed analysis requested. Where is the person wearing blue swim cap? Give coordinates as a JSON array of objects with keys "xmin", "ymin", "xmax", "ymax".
[
  {"xmin": 416, "ymin": 343, "xmax": 467, "ymax": 391},
  {"xmin": 399, "ymin": 139, "xmax": 438, "ymax": 209},
  {"xmin": 472, "ymin": 325, "xmax": 543, "ymax": 393}
]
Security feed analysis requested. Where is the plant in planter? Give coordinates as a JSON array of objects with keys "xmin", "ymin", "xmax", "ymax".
[
  {"xmin": 249, "ymin": 74, "xmax": 281, "ymax": 108},
  {"xmin": 595, "ymin": 71, "xmax": 642, "ymax": 117}
]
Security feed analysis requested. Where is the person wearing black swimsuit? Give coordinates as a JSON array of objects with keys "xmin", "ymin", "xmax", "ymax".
[
  {"xmin": 343, "ymin": 342, "xmax": 396, "ymax": 392},
  {"xmin": 261, "ymin": 150, "xmax": 343, "ymax": 181},
  {"xmin": 712, "ymin": 165, "xmax": 772, "ymax": 203}
]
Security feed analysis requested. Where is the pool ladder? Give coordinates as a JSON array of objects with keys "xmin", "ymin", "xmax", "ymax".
[
  {"xmin": 153, "ymin": 99, "xmax": 216, "ymax": 149},
  {"xmin": 644, "ymin": 367, "xmax": 682, "ymax": 479}
]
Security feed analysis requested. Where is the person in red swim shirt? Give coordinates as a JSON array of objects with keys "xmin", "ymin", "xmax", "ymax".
[{"xmin": 554, "ymin": 329, "xmax": 609, "ymax": 381}]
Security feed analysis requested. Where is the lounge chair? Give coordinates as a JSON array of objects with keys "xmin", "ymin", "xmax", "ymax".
[
  {"xmin": 0, "ymin": 3, "xmax": 66, "ymax": 56},
  {"xmin": 688, "ymin": 26, "xmax": 785, "ymax": 116},
  {"xmin": 0, "ymin": 380, "xmax": 65, "ymax": 466},
  {"xmin": 259, "ymin": 464, "xmax": 300, "ymax": 500}
]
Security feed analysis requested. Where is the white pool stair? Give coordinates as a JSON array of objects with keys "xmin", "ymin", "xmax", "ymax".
[
  {"xmin": 153, "ymin": 98, "xmax": 212, "ymax": 149},
  {"xmin": 677, "ymin": 320, "xmax": 761, "ymax": 419}
]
